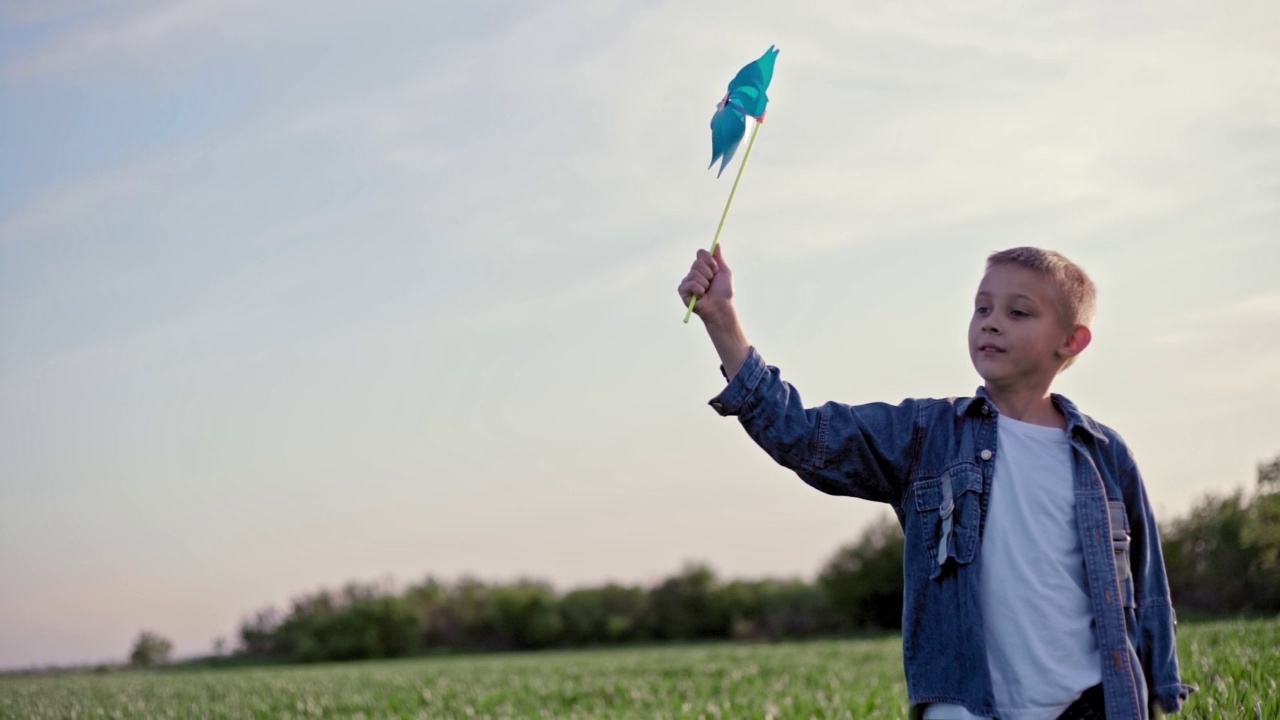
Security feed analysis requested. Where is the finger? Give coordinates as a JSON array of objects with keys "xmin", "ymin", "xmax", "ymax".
[
  {"xmin": 684, "ymin": 273, "xmax": 709, "ymax": 294},
  {"xmin": 678, "ymin": 279, "xmax": 706, "ymax": 301},
  {"xmin": 691, "ymin": 262, "xmax": 715, "ymax": 284},
  {"xmin": 695, "ymin": 248, "xmax": 719, "ymax": 275},
  {"xmin": 685, "ymin": 256, "xmax": 713, "ymax": 282},
  {"xmin": 711, "ymin": 243, "xmax": 726, "ymax": 267}
]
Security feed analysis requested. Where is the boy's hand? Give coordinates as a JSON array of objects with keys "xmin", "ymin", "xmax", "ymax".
[
  {"xmin": 678, "ymin": 244, "xmax": 750, "ymax": 381},
  {"xmin": 678, "ymin": 244, "xmax": 734, "ymax": 323}
]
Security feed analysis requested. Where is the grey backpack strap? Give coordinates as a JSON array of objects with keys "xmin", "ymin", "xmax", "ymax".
[{"xmin": 937, "ymin": 473, "xmax": 955, "ymax": 566}]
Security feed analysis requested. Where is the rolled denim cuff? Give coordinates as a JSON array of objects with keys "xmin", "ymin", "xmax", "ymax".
[
  {"xmin": 1153, "ymin": 682, "xmax": 1196, "ymax": 713},
  {"xmin": 707, "ymin": 346, "xmax": 767, "ymax": 416}
]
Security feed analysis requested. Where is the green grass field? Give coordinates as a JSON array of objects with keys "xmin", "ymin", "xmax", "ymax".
[{"xmin": 2, "ymin": 617, "xmax": 1275, "ymax": 719}]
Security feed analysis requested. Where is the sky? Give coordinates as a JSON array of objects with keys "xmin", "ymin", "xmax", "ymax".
[{"xmin": 1, "ymin": 0, "xmax": 1277, "ymax": 670}]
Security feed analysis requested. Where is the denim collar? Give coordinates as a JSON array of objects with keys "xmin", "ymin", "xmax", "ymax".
[{"xmin": 955, "ymin": 386, "xmax": 1109, "ymax": 443}]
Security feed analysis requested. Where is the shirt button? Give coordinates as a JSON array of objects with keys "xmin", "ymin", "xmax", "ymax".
[
  {"xmin": 980, "ymin": 449, "xmax": 993, "ymax": 461},
  {"xmin": 981, "ymin": 405, "xmax": 990, "ymax": 415}
]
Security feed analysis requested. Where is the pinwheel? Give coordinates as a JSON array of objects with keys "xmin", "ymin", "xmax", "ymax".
[{"xmin": 685, "ymin": 45, "xmax": 779, "ymax": 323}]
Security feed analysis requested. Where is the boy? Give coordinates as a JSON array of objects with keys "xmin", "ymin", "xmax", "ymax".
[{"xmin": 677, "ymin": 245, "xmax": 1194, "ymax": 719}]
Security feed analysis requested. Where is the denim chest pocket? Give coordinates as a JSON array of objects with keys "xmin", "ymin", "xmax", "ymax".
[
  {"xmin": 1109, "ymin": 500, "xmax": 1136, "ymax": 608},
  {"xmin": 913, "ymin": 465, "xmax": 984, "ymax": 580}
]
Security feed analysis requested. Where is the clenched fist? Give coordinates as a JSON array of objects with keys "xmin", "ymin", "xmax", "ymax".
[{"xmin": 677, "ymin": 244, "xmax": 734, "ymax": 322}]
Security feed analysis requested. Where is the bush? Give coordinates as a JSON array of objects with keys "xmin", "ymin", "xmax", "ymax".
[
  {"xmin": 129, "ymin": 631, "xmax": 173, "ymax": 668},
  {"xmin": 1162, "ymin": 454, "xmax": 1280, "ymax": 616},
  {"xmin": 819, "ymin": 514, "xmax": 905, "ymax": 631},
  {"xmin": 558, "ymin": 584, "xmax": 648, "ymax": 645}
]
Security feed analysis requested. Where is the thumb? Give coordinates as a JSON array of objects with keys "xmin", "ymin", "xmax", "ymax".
[{"xmin": 712, "ymin": 242, "xmax": 729, "ymax": 270}]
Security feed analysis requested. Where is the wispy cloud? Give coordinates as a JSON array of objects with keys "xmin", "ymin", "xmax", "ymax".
[
  {"xmin": 1150, "ymin": 290, "xmax": 1280, "ymax": 346},
  {"xmin": 0, "ymin": 0, "xmax": 117, "ymax": 26},
  {"xmin": 1138, "ymin": 290, "xmax": 1280, "ymax": 402},
  {"xmin": 0, "ymin": 0, "xmax": 350, "ymax": 80},
  {"xmin": 1189, "ymin": 291, "xmax": 1280, "ymax": 324}
]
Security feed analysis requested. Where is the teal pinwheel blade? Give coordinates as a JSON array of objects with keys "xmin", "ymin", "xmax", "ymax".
[{"xmin": 708, "ymin": 45, "xmax": 778, "ymax": 177}]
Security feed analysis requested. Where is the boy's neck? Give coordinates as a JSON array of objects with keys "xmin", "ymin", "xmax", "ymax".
[{"xmin": 983, "ymin": 381, "xmax": 1065, "ymax": 429}]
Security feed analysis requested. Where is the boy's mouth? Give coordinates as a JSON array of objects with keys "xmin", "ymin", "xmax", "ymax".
[{"xmin": 977, "ymin": 343, "xmax": 1005, "ymax": 354}]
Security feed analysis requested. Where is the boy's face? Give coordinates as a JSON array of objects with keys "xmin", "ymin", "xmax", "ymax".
[{"xmin": 968, "ymin": 264, "xmax": 1084, "ymax": 391}]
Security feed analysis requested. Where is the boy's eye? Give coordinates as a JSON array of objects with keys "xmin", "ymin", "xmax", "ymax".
[{"xmin": 1010, "ymin": 310, "xmax": 1028, "ymax": 318}]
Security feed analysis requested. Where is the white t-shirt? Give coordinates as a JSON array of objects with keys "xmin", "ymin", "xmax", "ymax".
[{"xmin": 924, "ymin": 414, "xmax": 1101, "ymax": 720}]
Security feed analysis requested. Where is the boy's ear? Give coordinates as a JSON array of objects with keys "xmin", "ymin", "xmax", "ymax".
[{"xmin": 1059, "ymin": 325, "xmax": 1092, "ymax": 361}]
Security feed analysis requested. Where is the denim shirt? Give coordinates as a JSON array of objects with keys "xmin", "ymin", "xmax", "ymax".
[{"xmin": 709, "ymin": 347, "xmax": 1195, "ymax": 719}]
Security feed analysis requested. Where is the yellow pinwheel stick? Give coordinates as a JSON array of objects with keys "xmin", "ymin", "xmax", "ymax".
[{"xmin": 684, "ymin": 118, "xmax": 763, "ymax": 324}]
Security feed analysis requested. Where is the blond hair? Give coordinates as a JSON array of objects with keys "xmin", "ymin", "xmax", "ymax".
[{"xmin": 986, "ymin": 247, "xmax": 1097, "ymax": 329}]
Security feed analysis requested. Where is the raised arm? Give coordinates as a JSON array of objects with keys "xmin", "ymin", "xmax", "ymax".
[
  {"xmin": 678, "ymin": 244, "xmax": 750, "ymax": 380},
  {"xmin": 708, "ymin": 346, "xmax": 920, "ymax": 506},
  {"xmin": 678, "ymin": 246, "xmax": 920, "ymax": 505}
]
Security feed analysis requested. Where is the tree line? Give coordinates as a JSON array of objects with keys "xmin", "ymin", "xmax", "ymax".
[
  {"xmin": 231, "ymin": 511, "xmax": 906, "ymax": 665},
  {"xmin": 134, "ymin": 454, "xmax": 1278, "ymax": 667}
]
